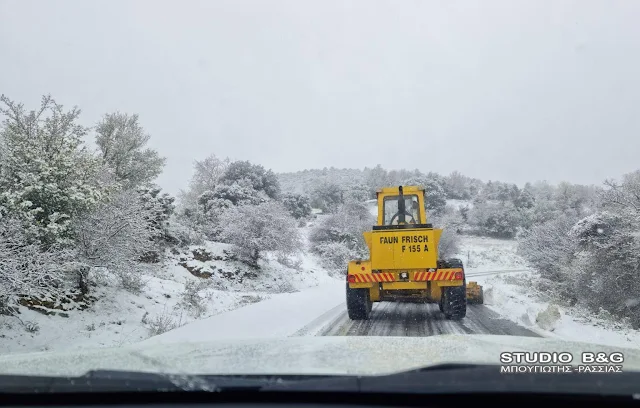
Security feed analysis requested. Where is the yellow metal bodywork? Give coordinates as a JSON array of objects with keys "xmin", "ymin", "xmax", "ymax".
[
  {"xmin": 466, "ymin": 281, "xmax": 484, "ymax": 304},
  {"xmin": 369, "ymin": 228, "xmax": 440, "ymax": 270},
  {"xmin": 347, "ymin": 185, "xmax": 472, "ymax": 304}
]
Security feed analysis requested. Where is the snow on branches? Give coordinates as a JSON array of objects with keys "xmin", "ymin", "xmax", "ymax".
[
  {"xmin": 0, "ymin": 94, "xmax": 106, "ymax": 247},
  {"xmin": 0, "ymin": 216, "xmax": 70, "ymax": 311},
  {"xmin": 73, "ymin": 189, "xmax": 161, "ymax": 291},
  {"xmin": 218, "ymin": 201, "xmax": 302, "ymax": 267}
]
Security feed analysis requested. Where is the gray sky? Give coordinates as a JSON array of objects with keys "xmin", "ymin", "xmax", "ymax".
[{"xmin": 1, "ymin": 0, "xmax": 639, "ymax": 195}]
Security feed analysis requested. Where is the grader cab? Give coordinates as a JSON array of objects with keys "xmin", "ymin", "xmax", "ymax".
[{"xmin": 346, "ymin": 185, "xmax": 483, "ymax": 320}]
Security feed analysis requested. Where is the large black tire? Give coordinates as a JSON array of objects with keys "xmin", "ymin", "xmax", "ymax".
[
  {"xmin": 442, "ymin": 258, "xmax": 467, "ymax": 319},
  {"xmin": 442, "ymin": 284, "xmax": 467, "ymax": 319},
  {"xmin": 346, "ymin": 283, "xmax": 372, "ymax": 320}
]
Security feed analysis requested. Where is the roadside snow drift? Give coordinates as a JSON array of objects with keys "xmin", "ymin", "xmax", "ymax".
[{"xmin": 140, "ymin": 281, "xmax": 345, "ymax": 345}]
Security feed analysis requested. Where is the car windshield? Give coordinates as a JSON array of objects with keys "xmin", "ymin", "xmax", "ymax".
[{"xmin": 1, "ymin": 0, "xmax": 640, "ymax": 395}]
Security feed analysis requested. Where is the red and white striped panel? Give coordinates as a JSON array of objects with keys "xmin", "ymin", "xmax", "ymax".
[
  {"xmin": 352, "ymin": 273, "xmax": 395, "ymax": 283},
  {"xmin": 414, "ymin": 270, "xmax": 460, "ymax": 281}
]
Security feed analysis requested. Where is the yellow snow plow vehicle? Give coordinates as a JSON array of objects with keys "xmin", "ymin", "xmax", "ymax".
[{"xmin": 346, "ymin": 185, "xmax": 483, "ymax": 320}]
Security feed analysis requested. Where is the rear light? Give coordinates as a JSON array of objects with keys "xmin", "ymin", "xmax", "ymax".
[
  {"xmin": 361, "ymin": 266, "xmax": 366, "ymax": 271},
  {"xmin": 347, "ymin": 275, "xmax": 356, "ymax": 283},
  {"xmin": 454, "ymin": 271, "xmax": 463, "ymax": 280}
]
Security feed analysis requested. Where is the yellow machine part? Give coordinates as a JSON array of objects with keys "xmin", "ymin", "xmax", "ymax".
[
  {"xmin": 368, "ymin": 228, "xmax": 442, "ymax": 270},
  {"xmin": 466, "ymin": 281, "xmax": 484, "ymax": 304},
  {"xmin": 347, "ymin": 261, "xmax": 464, "ymax": 303}
]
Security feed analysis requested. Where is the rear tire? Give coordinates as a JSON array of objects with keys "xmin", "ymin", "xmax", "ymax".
[
  {"xmin": 442, "ymin": 258, "xmax": 467, "ymax": 319},
  {"xmin": 442, "ymin": 284, "xmax": 467, "ymax": 319},
  {"xmin": 346, "ymin": 283, "xmax": 372, "ymax": 320}
]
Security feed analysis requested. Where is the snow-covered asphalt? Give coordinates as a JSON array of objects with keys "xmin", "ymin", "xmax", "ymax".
[{"xmin": 319, "ymin": 301, "xmax": 540, "ymax": 337}]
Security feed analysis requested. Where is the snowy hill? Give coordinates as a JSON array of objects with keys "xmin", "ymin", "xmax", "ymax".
[{"xmin": 0, "ymin": 223, "xmax": 340, "ymax": 355}]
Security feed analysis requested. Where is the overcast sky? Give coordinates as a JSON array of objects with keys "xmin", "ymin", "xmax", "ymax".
[{"xmin": 1, "ymin": 0, "xmax": 639, "ymax": 195}]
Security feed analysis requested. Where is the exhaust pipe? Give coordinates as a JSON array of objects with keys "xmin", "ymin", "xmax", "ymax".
[{"xmin": 398, "ymin": 185, "xmax": 406, "ymax": 224}]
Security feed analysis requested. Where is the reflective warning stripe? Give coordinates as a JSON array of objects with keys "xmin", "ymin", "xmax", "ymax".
[
  {"xmin": 413, "ymin": 269, "xmax": 461, "ymax": 281},
  {"xmin": 353, "ymin": 273, "xmax": 395, "ymax": 283},
  {"xmin": 353, "ymin": 269, "xmax": 461, "ymax": 283}
]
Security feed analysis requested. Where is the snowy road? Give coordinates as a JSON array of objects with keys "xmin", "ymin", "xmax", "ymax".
[
  {"xmin": 319, "ymin": 301, "xmax": 540, "ymax": 337},
  {"xmin": 310, "ymin": 269, "xmax": 541, "ymax": 338}
]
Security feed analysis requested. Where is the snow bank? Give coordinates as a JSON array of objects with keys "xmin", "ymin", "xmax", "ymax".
[
  {"xmin": 455, "ymin": 235, "xmax": 528, "ymax": 272},
  {"xmin": 140, "ymin": 281, "xmax": 345, "ymax": 345},
  {"xmin": 458, "ymin": 235, "xmax": 640, "ymax": 349}
]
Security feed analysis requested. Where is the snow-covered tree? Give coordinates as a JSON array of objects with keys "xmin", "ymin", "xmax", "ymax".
[
  {"xmin": 219, "ymin": 160, "xmax": 280, "ymax": 200},
  {"xmin": 178, "ymin": 154, "xmax": 230, "ymax": 211},
  {"xmin": 95, "ymin": 112, "xmax": 166, "ymax": 188},
  {"xmin": 342, "ymin": 183, "xmax": 371, "ymax": 203},
  {"xmin": 72, "ymin": 189, "xmax": 161, "ymax": 292},
  {"xmin": 212, "ymin": 179, "xmax": 267, "ymax": 206},
  {"xmin": 281, "ymin": 193, "xmax": 312, "ymax": 219},
  {"xmin": 218, "ymin": 201, "xmax": 302, "ymax": 266},
  {"xmin": 403, "ymin": 175, "xmax": 447, "ymax": 215},
  {"xmin": 137, "ymin": 185, "xmax": 175, "ymax": 253},
  {"xmin": 513, "ymin": 183, "xmax": 535, "ymax": 210},
  {"xmin": 444, "ymin": 171, "xmax": 477, "ymax": 200},
  {"xmin": 0, "ymin": 94, "xmax": 107, "ymax": 247},
  {"xmin": 364, "ymin": 164, "xmax": 390, "ymax": 195},
  {"xmin": 601, "ymin": 170, "xmax": 640, "ymax": 215}
]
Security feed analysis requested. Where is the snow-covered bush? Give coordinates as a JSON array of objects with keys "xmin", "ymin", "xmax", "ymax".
[
  {"xmin": 142, "ymin": 309, "xmax": 178, "ymax": 336},
  {"xmin": 179, "ymin": 280, "xmax": 212, "ymax": 317},
  {"xmin": 281, "ymin": 193, "xmax": 312, "ymax": 219},
  {"xmin": 0, "ymin": 216, "xmax": 71, "ymax": 311},
  {"xmin": 568, "ymin": 210, "xmax": 640, "ymax": 326},
  {"xmin": 72, "ymin": 189, "xmax": 161, "ymax": 292},
  {"xmin": 218, "ymin": 201, "xmax": 302, "ymax": 267},
  {"xmin": 312, "ymin": 241, "xmax": 353, "ymax": 274},
  {"xmin": 468, "ymin": 201, "xmax": 522, "ymax": 238},
  {"xmin": 177, "ymin": 160, "xmax": 282, "ymax": 242},
  {"xmin": 517, "ymin": 214, "xmax": 579, "ymax": 282},
  {"xmin": 166, "ymin": 216, "xmax": 205, "ymax": 247},
  {"xmin": 309, "ymin": 202, "xmax": 374, "ymax": 272},
  {"xmin": 186, "ymin": 181, "xmax": 268, "ymax": 241},
  {"xmin": 276, "ymin": 253, "xmax": 303, "ymax": 271},
  {"xmin": 309, "ymin": 180, "xmax": 344, "ymax": 213}
]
